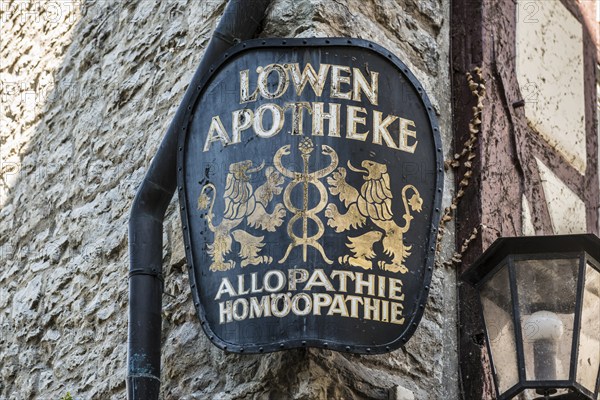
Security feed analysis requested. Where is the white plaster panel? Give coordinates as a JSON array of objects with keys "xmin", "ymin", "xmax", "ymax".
[
  {"xmin": 522, "ymin": 195, "xmax": 536, "ymax": 235},
  {"xmin": 516, "ymin": 0, "xmax": 586, "ymax": 173},
  {"xmin": 536, "ymin": 158, "xmax": 586, "ymax": 234}
]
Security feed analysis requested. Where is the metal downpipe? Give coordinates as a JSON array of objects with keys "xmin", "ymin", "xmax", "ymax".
[{"xmin": 127, "ymin": 1, "xmax": 272, "ymax": 398}]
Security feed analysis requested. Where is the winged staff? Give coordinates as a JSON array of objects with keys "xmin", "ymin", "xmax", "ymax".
[{"xmin": 197, "ymin": 138, "xmax": 422, "ymax": 273}]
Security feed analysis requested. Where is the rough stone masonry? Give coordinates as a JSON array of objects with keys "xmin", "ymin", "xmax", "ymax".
[{"xmin": 0, "ymin": 0, "xmax": 456, "ymax": 399}]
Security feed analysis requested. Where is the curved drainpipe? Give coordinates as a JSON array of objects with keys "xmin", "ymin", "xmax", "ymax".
[{"xmin": 127, "ymin": 1, "xmax": 272, "ymax": 398}]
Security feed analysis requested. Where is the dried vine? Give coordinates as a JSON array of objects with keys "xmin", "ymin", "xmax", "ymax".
[{"xmin": 436, "ymin": 67, "xmax": 486, "ymax": 268}]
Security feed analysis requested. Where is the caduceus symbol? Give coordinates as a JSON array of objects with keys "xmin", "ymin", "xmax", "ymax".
[{"xmin": 273, "ymin": 138, "xmax": 338, "ymax": 264}]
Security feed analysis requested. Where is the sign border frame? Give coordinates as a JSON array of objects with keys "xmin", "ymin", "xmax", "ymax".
[{"xmin": 176, "ymin": 37, "xmax": 444, "ymax": 354}]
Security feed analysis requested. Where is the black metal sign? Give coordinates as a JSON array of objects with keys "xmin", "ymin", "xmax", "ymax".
[{"xmin": 177, "ymin": 38, "xmax": 443, "ymax": 354}]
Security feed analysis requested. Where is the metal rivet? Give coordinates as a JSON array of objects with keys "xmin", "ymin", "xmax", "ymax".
[
  {"xmin": 366, "ymin": 348, "xmax": 371, "ymax": 352},
  {"xmin": 262, "ymin": 40, "xmax": 266, "ymax": 45},
  {"xmin": 324, "ymin": 343, "xmax": 328, "ymax": 347},
  {"xmin": 179, "ymin": 147, "xmax": 183, "ymax": 151},
  {"xmin": 279, "ymin": 343, "xmax": 284, "ymax": 348},
  {"xmin": 325, "ymin": 39, "xmax": 330, "ymax": 44},
  {"xmin": 209, "ymin": 335, "xmax": 214, "ymax": 340},
  {"xmin": 345, "ymin": 346, "xmax": 351, "ymax": 351},
  {"xmin": 223, "ymin": 345, "xmax": 227, "ymax": 350},
  {"xmin": 259, "ymin": 347, "xmax": 264, "ymax": 352},
  {"xmin": 224, "ymin": 53, "xmax": 228, "ymax": 58},
  {"xmin": 240, "ymin": 347, "xmax": 244, "ymax": 352},
  {"xmin": 282, "ymin": 40, "xmax": 286, "ymax": 44},
  {"xmin": 302, "ymin": 341, "xmax": 307, "ymax": 346},
  {"xmin": 385, "ymin": 346, "xmax": 390, "ymax": 351}
]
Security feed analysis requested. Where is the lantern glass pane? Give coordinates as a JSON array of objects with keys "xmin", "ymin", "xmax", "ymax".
[
  {"xmin": 481, "ymin": 265, "xmax": 519, "ymax": 393},
  {"xmin": 577, "ymin": 263, "xmax": 600, "ymax": 393},
  {"xmin": 515, "ymin": 388, "xmax": 571, "ymax": 399},
  {"xmin": 515, "ymin": 257, "xmax": 579, "ymax": 382}
]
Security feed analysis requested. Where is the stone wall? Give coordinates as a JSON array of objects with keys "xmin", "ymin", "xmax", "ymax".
[{"xmin": 0, "ymin": 1, "xmax": 455, "ymax": 399}]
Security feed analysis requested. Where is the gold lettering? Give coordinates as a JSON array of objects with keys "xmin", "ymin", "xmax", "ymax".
[
  {"xmin": 271, "ymin": 293, "xmax": 292, "ymax": 317},
  {"xmin": 285, "ymin": 102, "xmax": 312, "ymax": 135},
  {"xmin": 237, "ymin": 274, "xmax": 249, "ymax": 296},
  {"xmin": 352, "ymin": 68, "xmax": 379, "ymax": 105},
  {"xmin": 327, "ymin": 294, "xmax": 349, "ymax": 317},
  {"xmin": 232, "ymin": 298, "xmax": 249, "ymax": 321},
  {"xmin": 346, "ymin": 106, "xmax": 369, "ymax": 141},
  {"xmin": 373, "ymin": 110, "xmax": 399, "ymax": 149},
  {"xmin": 291, "ymin": 293, "xmax": 312, "ymax": 316},
  {"xmin": 377, "ymin": 276, "xmax": 386, "ymax": 298},
  {"xmin": 312, "ymin": 102, "xmax": 341, "ymax": 137},
  {"xmin": 331, "ymin": 270, "xmax": 355, "ymax": 292},
  {"xmin": 363, "ymin": 297, "xmax": 381, "ymax": 321},
  {"xmin": 215, "ymin": 278, "xmax": 236, "ymax": 300},
  {"xmin": 399, "ymin": 118, "xmax": 418, "ymax": 153},
  {"xmin": 312, "ymin": 293, "xmax": 332, "ymax": 315},
  {"xmin": 251, "ymin": 272, "xmax": 263, "ymax": 293},
  {"xmin": 389, "ymin": 278, "xmax": 405, "ymax": 301},
  {"xmin": 257, "ymin": 64, "xmax": 289, "ymax": 99},
  {"xmin": 249, "ymin": 296, "xmax": 271, "ymax": 318},
  {"xmin": 354, "ymin": 272, "xmax": 375, "ymax": 296},
  {"xmin": 304, "ymin": 269, "xmax": 335, "ymax": 291},
  {"xmin": 203, "ymin": 116, "xmax": 230, "ymax": 152},
  {"xmin": 391, "ymin": 301, "xmax": 405, "ymax": 324},
  {"xmin": 231, "ymin": 109, "xmax": 253, "ymax": 145},
  {"xmin": 346, "ymin": 295, "xmax": 363, "ymax": 318},
  {"xmin": 264, "ymin": 270, "xmax": 286, "ymax": 292},
  {"xmin": 239, "ymin": 69, "xmax": 258, "ymax": 104},
  {"xmin": 288, "ymin": 269, "xmax": 309, "ymax": 291},
  {"xmin": 331, "ymin": 65, "xmax": 352, "ymax": 100},
  {"xmin": 381, "ymin": 299, "xmax": 389, "ymax": 322},
  {"xmin": 219, "ymin": 301, "xmax": 233, "ymax": 324},
  {"xmin": 289, "ymin": 63, "xmax": 330, "ymax": 97},
  {"xmin": 254, "ymin": 103, "xmax": 284, "ymax": 138}
]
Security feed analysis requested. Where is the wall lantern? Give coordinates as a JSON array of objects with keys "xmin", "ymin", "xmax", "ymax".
[{"xmin": 462, "ymin": 234, "xmax": 600, "ymax": 400}]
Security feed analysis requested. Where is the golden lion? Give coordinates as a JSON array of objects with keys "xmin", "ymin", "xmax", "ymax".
[
  {"xmin": 197, "ymin": 160, "xmax": 286, "ymax": 271},
  {"xmin": 325, "ymin": 160, "xmax": 423, "ymax": 273}
]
